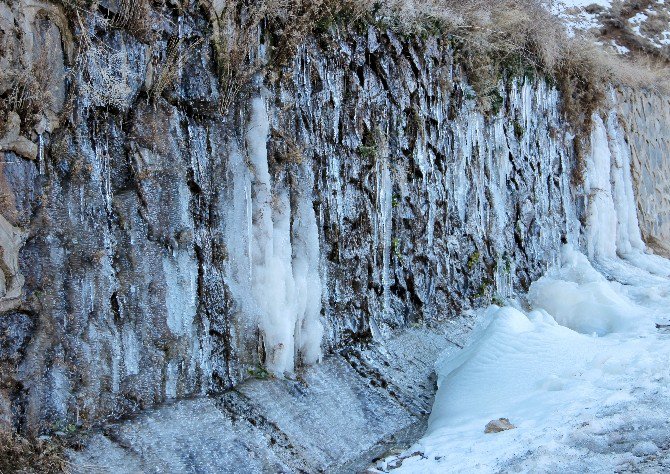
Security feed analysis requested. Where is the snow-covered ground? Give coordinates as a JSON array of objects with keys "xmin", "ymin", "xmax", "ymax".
[
  {"xmin": 551, "ymin": 0, "xmax": 613, "ymax": 35},
  {"xmin": 375, "ymin": 246, "xmax": 670, "ymax": 472},
  {"xmin": 551, "ymin": 0, "xmax": 670, "ymax": 53}
]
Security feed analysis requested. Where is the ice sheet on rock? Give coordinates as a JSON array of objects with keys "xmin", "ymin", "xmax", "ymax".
[
  {"xmin": 223, "ymin": 96, "xmax": 323, "ymax": 375},
  {"xmin": 68, "ymin": 398, "xmax": 289, "ymax": 473}
]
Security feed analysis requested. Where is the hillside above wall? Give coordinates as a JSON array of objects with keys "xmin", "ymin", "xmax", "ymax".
[{"xmin": 553, "ymin": 0, "xmax": 670, "ymax": 58}]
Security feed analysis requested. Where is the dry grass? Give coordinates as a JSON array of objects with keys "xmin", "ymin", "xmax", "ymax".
[
  {"xmin": 202, "ymin": 0, "xmax": 668, "ymax": 129},
  {"xmin": 384, "ymin": 0, "xmax": 668, "ymax": 124},
  {"xmin": 2, "ymin": 51, "xmax": 56, "ymax": 133},
  {"xmin": 0, "ymin": 431, "xmax": 69, "ymax": 473},
  {"xmin": 206, "ymin": 0, "xmax": 385, "ymax": 112},
  {"xmin": 53, "ymin": 0, "xmax": 153, "ymax": 42},
  {"xmin": 148, "ymin": 37, "xmax": 203, "ymax": 102},
  {"xmin": 72, "ymin": 12, "xmax": 139, "ymax": 110},
  {"xmin": 112, "ymin": 0, "xmax": 153, "ymax": 42},
  {"xmin": 271, "ymin": 128, "xmax": 305, "ymax": 165}
]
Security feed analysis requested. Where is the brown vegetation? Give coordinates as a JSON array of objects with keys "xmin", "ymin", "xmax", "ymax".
[
  {"xmin": 149, "ymin": 37, "xmax": 203, "ymax": 102},
  {"xmin": 113, "ymin": 0, "xmax": 153, "ymax": 40},
  {"xmin": 2, "ymin": 51, "xmax": 56, "ymax": 134},
  {"xmin": 201, "ymin": 0, "xmax": 669, "ymax": 130},
  {"xmin": 0, "ymin": 431, "xmax": 69, "ymax": 473}
]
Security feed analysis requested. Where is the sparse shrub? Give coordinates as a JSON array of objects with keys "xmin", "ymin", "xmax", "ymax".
[
  {"xmin": 4, "ymin": 51, "xmax": 56, "ymax": 133},
  {"xmin": 491, "ymin": 294, "xmax": 505, "ymax": 306},
  {"xmin": 247, "ymin": 364, "xmax": 271, "ymax": 379},
  {"xmin": 357, "ymin": 144, "xmax": 377, "ymax": 160},
  {"xmin": 474, "ymin": 279, "xmax": 491, "ymax": 299},
  {"xmin": 468, "ymin": 250, "xmax": 480, "ymax": 270},
  {"xmin": 149, "ymin": 37, "xmax": 204, "ymax": 103},
  {"xmin": 0, "ymin": 430, "xmax": 69, "ymax": 473},
  {"xmin": 391, "ymin": 237, "xmax": 403, "ymax": 262}
]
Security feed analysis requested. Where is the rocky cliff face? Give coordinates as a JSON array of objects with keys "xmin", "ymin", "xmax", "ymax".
[
  {"xmin": 0, "ymin": 0, "xmax": 581, "ymax": 435},
  {"xmin": 0, "ymin": 1, "xmax": 664, "ymax": 457},
  {"xmin": 618, "ymin": 90, "xmax": 670, "ymax": 256}
]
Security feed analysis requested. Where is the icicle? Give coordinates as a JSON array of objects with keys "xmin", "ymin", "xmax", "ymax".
[
  {"xmin": 292, "ymin": 166, "xmax": 324, "ymax": 365},
  {"xmin": 604, "ymin": 105, "xmax": 645, "ymax": 255},
  {"xmin": 376, "ymin": 155, "xmax": 393, "ymax": 318},
  {"xmin": 103, "ymin": 150, "xmax": 112, "ymax": 214},
  {"xmin": 245, "ymin": 182, "xmax": 253, "ymax": 282},
  {"xmin": 37, "ymin": 133, "xmax": 44, "ymax": 175},
  {"xmin": 223, "ymin": 146, "xmax": 253, "ymax": 297},
  {"xmin": 227, "ymin": 96, "xmax": 325, "ymax": 375},
  {"xmin": 584, "ymin": 115, "xmax": 618, "ymax": 260}
]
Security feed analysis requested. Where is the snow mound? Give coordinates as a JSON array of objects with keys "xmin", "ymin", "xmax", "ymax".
[
  {"xmin": 528, "ymin": 245, "xmax": 641, "ymax": 336},
  {"xmin": 377, "ymin": 246, "xmax": 670, "ymax": 473}
]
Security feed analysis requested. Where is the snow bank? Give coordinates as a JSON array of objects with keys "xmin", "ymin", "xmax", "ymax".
[
  {"xmin": 376, "ymin": 103, "xmax": 670, "ymax": 472},
  {"xmin": 378, "ymin": 245, "xmax": 670, "ymax": 473}
]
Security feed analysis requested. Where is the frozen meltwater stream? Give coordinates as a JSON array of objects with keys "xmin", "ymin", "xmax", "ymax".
[{"xmin": 376, "ymin": 107, "xmax": 670, "ymax": 473}]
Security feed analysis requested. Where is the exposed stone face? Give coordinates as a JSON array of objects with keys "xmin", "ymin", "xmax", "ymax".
[
  {"xmin": 0, "ymin": 0, "xmax": 661, "ymax": 440},
  {"xmin": 0, "ymin": 215, "xmax": 26, "ymax": 308},
  {"xmin": 617, "ymin": 90, "xmax": 670, "ymax": 256},
  {"xmin": 0, "ymin": 1, "xmax": 577, "ymax": 433},
  {"xmin": 0, "ymin": 112, "xmax": 38, "ymax": 160}
]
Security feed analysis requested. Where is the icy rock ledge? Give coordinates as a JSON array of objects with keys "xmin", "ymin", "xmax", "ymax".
[{"xmin": 68, "ymin": 318, "xmax": 484, "ymax": 473}]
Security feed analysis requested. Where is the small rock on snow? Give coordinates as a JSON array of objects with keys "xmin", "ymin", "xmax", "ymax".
[{"xmin": 485, "ymin": 418, "xmax": 516, "ymax": 433}]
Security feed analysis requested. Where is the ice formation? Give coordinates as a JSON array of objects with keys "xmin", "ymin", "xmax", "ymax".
[
  {"xmin": 291, "ymin": 169, "xmax": 325, "ymax": 366},
  {"xmin": 225, "ymin": 97, "xmax": 323, "ymax": 375},
  {"xmin": 584, "ymin": 105, "xmax": 670, "ymax": 278}
]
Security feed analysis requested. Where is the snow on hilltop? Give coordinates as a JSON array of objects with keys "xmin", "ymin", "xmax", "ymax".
[{"xmin": 551, "ymin": 0, "xmax": 670, "ymax": 58}]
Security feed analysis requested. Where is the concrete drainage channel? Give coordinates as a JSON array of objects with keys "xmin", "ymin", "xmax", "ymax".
[{"xmin": 69, "ymin": 316, "xmax": 480, "ymax": 473}]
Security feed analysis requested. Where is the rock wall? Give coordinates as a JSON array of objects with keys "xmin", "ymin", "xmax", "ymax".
[
  {"xmin": 617, "ymin": 90, "xmax": 670, "ymax": 256},
  {"xmin": 0, "ymin": 0, "xmax": 594, "ymax": 434}
]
